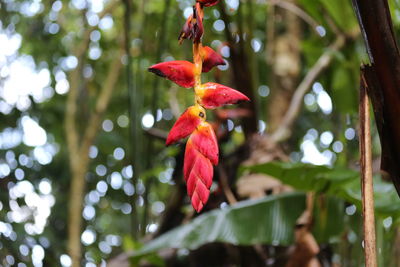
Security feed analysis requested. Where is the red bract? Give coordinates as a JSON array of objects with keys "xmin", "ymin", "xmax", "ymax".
[
  {"xmin": 150, "ymin": 0, "xmax": 251, "ymax": 213},
  {"xmin": 193, "ymin": 3, "xmax": 204, "ymax": 43},
  {"xmin": 166, "ymin": 106, "xmax": 204, "ymax": 146},
  {"xmin": 197, "ymin": 82, "xmax": 250, "ymax": 109},
  {"xmin": 197, "ymin": 0, "xmax": 219, "ymax": 7},
  {"xmin": 185, "ymin": 147, "xmax": 213, "ymax": 194},
  {"xmin": 178, "ymin": 3, "xmax": 204, "ymax": 44},
  {"xmin": 201, "ymin": 46, "xmax": 225, "ymax": 72},
  {"xmin": 178, "ymin": 15, "xmax": 194, "ymax": 44},
  {"xmin": 184, "ymin": 122, "xmax": 218, "ymax": 212},
  {"xmin": 148, "ymin": 61, "xmax": 195, "ymax": 88},
  {"xmin": 190, "ymin": 122, "xmax": 219, "ymax": 165}
]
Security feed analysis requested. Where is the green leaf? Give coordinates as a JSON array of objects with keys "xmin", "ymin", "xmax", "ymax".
[
  {"xmin": 135, "ymin": 193, "xmax": 306, "ymax": 256},
  {"xmin": 312, "ymin": 195, "xmax": 345, "ymax": 243},
  {"xmin": 242, "ymin": 162, "xmax": 400, "ymax": 218},
  {"xmin": 242, "ymin": 161, "xmax": 356, "ymax": 193},
  {"xmin": 319, "ymin": 0, "xmax": 357, "ymax": 32},
  {"xmin": 298, "ymin": 0, "xmax": 325, "ymax": 25},
  {"xmin": 134, "ymin": 191, "xmax": 351, "ymax": 257},
  {"xmin": 389, "ymin": 0, "xmax": 400, "ymax": 27},
  {"xmin": 123, "ymin": 235, "xmax": 142, "ymax": 251},
  {"xmin": 331, "ymin": 67, "xmax": 357, "ymax": 113}
]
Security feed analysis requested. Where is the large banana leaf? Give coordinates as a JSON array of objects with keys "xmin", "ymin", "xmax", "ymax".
[
  {"xmin": 135, "ymin": 193, "xmax": 305, "ymax": 256},
  {"xmin": 135, "ymin": 162, "xmax": 398, "ymax": 257},
  {"xmin": 135, "ymin": 192, "xmax": 347, "ymax": 257},
  {"xmin": 242, "ymin": 161, "xmax": 400, "ymax": 217}
]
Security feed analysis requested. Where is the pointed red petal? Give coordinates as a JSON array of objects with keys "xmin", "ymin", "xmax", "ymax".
[
  {"xmin": 184, "ymin": 139, "xmax": 197, "ymax": 181},
  {"xmin": 201, "ymin": 46, "xmax": 225, "ymax": 73},
  {"xmin": 186, "ymin": 171, "xmax": 197, "ymax": 196},
  {"xmin": 178, "ymin": 15, "xmax": 193, "ymax": 43},
  {"xmin": 186, "ymin": 155, "xmax": 212, "ymax": 198},
  {"xmin": 195, "ymin": 179, "xmax": 209, "ymax": 204},
  {"xmin": 198, "ymin": 82, "xmax": 250, "ymax": 109},
  {"xmin": 193, "ymin": 3, "xmax": 204, "ymax": 43},
  {"xmin": 191, "ymin": 154, "xmax": 213, "ymax": 187},
  {"xmin": 148, "ymin": 61, "xmax": 195, "ymax": 88},
  {"xmin": 178, "ymin": 4, "xmax": 204, "ymax": 44},
  {"xmin": 190, "ymin": 122, "xmax": 219, "ymax": 165},
  {"xmin": 197, "ymin": 0, "xmax": 219, "ymax": 7},
  {"xmin": 191, "ymin": 192, "xmax": 203, "ymax": 212},
  {"xmin": 166, "ymin": 106, "xmax": 204, "ymax": 146},
  {"xmin": 190, "ymin": 176, "xmax": 209, "ymax": 212}
]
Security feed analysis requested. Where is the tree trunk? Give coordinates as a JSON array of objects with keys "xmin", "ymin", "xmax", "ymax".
[
  {"xmin": 267, "ymin": 0, "xmax": 301, "ymax": 132},
  {"xmin": 67, "ymin": 159, "xmax": 89, "ymax": 267},
  {"xmin": 65, "ymin": 53, "xmax": 122, "ymax": 266}
]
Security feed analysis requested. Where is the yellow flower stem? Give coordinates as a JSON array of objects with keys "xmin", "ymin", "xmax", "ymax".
[
  {"xmin": 193, "ymin": 4, "xmax": 204, "ymax": 117},
  {"xmin": 193, "ymin": 42, "xmax": 203, "ymax": 105},
  {"xmin": 193, "ymin": 42, "xmax": 203, "ymax": 89}
]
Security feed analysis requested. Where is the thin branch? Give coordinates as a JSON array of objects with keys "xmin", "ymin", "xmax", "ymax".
[
  {"xmin": 265, "ymin": 3, "xmax": 275, "ymax": 66},
  {"xmin": 65, "ymin": 73, "xmax": 81, "ymax": 169},
  {"xmin": 73, "ymin": 0, "xmax": 120, "ymax": 58},
  {"xmin": 168, "ymin": 86, "xmax": 181, "ymax": 119},
  {"xmin": 359, "ymin": 74, "xmax": 377, "ymax": 267},
  {"xmin": 145, "ymin": 128, "xmax": 169, "ymax": 141},
  {"xmin": 66, "ymin": 11, "xmax": 88, "ymax": 172},
  {"xmin": 80, "ymin": 52, "xmax": 123, "ymax": 156},
  {"xmin": 323, "ymin": 12, "xmax": 342, "ymax": 38},
  {"xmin": 268, "ymin": 0, "xmax": 320, "ymax": 35},
  {"xmin": 217, "ymin": 166, "xmax": 237, "ymax": 205},
  {"xmin": 270, "ymin": 36, "xmax": 345, "ymax": 143},
  {"xmin": 66, "ymin": 0, "xmax": 120, "ymax": 169},
  {"xmin": 287, "ymin": 192, "xmax": 319, "ymax": 267},
  {"xmin": 296, "ymin": 192, "xmax": 315, "ymax": 228}
]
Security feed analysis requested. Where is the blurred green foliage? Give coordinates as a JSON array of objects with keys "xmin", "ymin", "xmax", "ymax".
[{"xmin": 0, "ymin": 0, "xmax": 400, "ymax": 266}]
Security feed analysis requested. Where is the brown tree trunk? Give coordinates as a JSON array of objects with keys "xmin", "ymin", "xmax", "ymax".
[
  {"xmin": 267, "ymin": 0, "xmax": 301, "ymax": 132},
  {"xmin": 66, "ymin": 51, "xmax": 122, "ymax": 266},
  {"xmin": 67, "ymin": 160, "xmax": 89, "ymax": 266}
]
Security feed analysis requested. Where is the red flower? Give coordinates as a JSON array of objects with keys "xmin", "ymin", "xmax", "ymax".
[
  {"xmin": 178, "ymin": 15, "xmax": 194, "ymax": 44},
  {"xmin": 148, "ymin": 61, "xmax": 195, "ymax": 88},
  {"xmin": 197, "ymin": 82, "xmax": 250, "ymax": 109},
  {"xmin": 189, "ymin": 122, "xmax": 219, "ymax": 165},
  {"xmin": 166, "ymin": 106, "xmax": 204, "ymax": 145},
  {"xmin": 201, "ymin": 46, "xmax": 226, "ymax": 72},
  {"xmin": 178, "ymin": 3, "xmax": 204, "ymax": 44},
  {"xmin": 184, "ymin": 122, "xmax": 218, "ymax": 212},
  {"xmin": 197, "ymin": 0, "xmax": 219, "ymax": 7},
  {"xmin": 149, "ymin": 0, "xmax": 251, "ymax": 212}
]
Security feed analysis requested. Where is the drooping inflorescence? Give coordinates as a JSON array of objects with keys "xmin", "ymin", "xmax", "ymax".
[{"xmin": 148, "ymin": 0, "xmax": 250, "ymax": 212}]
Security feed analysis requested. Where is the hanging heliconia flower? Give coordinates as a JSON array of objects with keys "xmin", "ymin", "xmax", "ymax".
[{"xmin": 148, "ymin": 0, "xmax": 250, "ymax": 212}]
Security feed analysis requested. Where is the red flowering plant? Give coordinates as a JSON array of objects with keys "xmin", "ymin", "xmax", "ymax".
[{"xmin": 148, "ymin": 0, "xmax": 249, "ymax": 212}]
